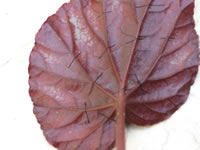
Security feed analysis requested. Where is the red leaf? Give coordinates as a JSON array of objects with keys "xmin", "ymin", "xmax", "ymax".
[{"xmin": 28, "ymin": 0, "xmax": 200, "ymax": 149}]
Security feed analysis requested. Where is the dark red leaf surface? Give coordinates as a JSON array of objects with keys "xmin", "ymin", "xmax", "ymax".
[{"xmin": 28, "ymin": 0, "xmax": 200, "ymax": 149}]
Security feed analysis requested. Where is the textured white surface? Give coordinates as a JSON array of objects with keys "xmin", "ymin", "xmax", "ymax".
[{"xmin": 0, "ymin": 0, "xmax": 199, "ymax": 150}]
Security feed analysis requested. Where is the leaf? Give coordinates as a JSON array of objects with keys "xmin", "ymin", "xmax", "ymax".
[{"xmin": 28, "ymin": 0, "xmax": 200, "ymax": 149}]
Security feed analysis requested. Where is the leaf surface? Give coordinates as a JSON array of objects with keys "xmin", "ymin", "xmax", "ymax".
[{"xmin": 29, "ymin": 0, "xmax": 200, "ymax": 149}]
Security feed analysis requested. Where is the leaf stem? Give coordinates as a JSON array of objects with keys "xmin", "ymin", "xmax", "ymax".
[{"xmin": 115, "ymin": 91, "xmax": 126, "ymax": 150}]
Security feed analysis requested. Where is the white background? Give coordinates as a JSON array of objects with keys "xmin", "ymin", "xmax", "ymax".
[{"xmin": 0, "ymin": 0, "xmax": 200, "ymax": 150}]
